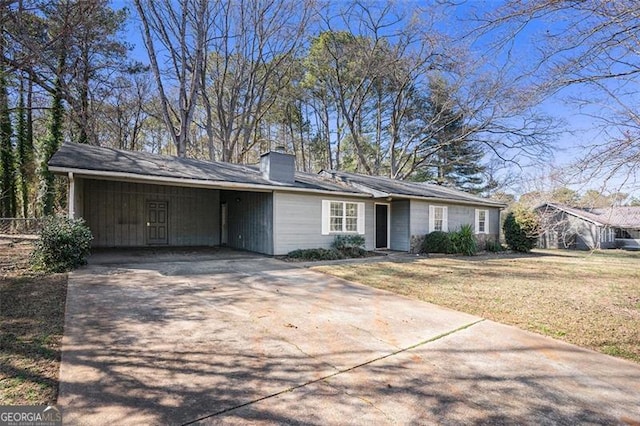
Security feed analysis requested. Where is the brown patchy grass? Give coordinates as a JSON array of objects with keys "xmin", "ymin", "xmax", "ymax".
[
  {"xmin": 0, "ymin": 238, "xmax": 67, "ymax": 404},
  {"xmin": 313, "ymin": 249, "xmax": 640, "ymax": 363}
]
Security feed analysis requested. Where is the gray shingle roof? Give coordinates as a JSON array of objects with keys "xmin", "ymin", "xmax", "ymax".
[
  {"xmin": 323, "ymin": 170, "xmax": 506, "ymax": 207},
  {"xmin": 541, "ymin": 203, "xmax": 640, "ymax": 228},
  {"xmin": 49, "ymin": 143, "xmax": 507, "ymax": 207},
  {"xmin": 48, "ymin": 143, "xmax": 363, "ymax": 194}
]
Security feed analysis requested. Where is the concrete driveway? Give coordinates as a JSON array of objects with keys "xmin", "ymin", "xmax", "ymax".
[{"xmin": 58, "ymin": 251, "xmax": 640, "ymax": 425}]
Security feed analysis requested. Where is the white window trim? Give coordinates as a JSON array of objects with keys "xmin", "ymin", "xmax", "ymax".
[
  {"xmin": 322, "ymin": 200, "xmax": 365, "ymax": 235},
  {"xmin": 428, "ymin": 205, "xmax": 448, "ymax": 233},
  {"xmin": 475, "ymin": 209, "xmax": 489, "ymax": 234}
]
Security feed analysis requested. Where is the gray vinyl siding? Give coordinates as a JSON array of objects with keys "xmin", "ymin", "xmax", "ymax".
[
  {"xmin": 410, "ymin": 199, "xmax": 501, "ymax": 237},
  {"xmin": 537, "ymin": 207, "xmax": 615, "ymax": 250},
  {"xmin": 72, "ymin": 177, "xmax": 85, "ymax": 219},
  {"xmin": 220, "ymin": 190, "xmax": 273, "ymax": 255},
  {"xmin": 273, "ymin": 192, "xmax": 374, "ymax": 255},
  {"xmin": 488, "ymin": 209, "xmax": 500, "ymax": 237},
  {"xmin": 390, "ymin": 200, "xmax": 410, "ymax": 251},
  {"xmin": 83, "ymin": 179, "xmax": 219, "ymax": 247},
  {"xmin": 410, "ymin": 200, "xmax": 430, "ymax": 236},
  {"xmin": 563, "ymin": 214, "xmax": 601, "ymax": 250}
]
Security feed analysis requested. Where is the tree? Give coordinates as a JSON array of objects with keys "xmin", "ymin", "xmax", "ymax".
[
  {"xmin": 39, "ymin": 59, "xmax": 65, "ymax": 216},
  {"xmin": 64, "ymin": 0, "xmax": 129, "ymax": 145},
  {"xmin": 0, "ymin": 61, "xmax": 17, "ymax": 218},
  {"xmin": 202, "ymin": 0, "xmax": 313, "ymax": 163},
  {"xmin": 411, "ymin": 75, "xmax": 487, "ymax": 193},
  {"xmin": 503, "ymin": 208, "xmax": 540, "ymax": 253},
  {"xmin": 16, "ymin": 74, "xmax": 34, "ymax": 217},
  {"xmin": 467, "ymin": 1, "xmax": 640, "ymax": 192},
  {"xmin": 550, "ymin": 187, "xmax": 579, "ymax": 206},
  {"xmin": 134, "ymin": 0, "xmax": 211, "ymax": 158},
  {"xmin": 0, "ymin": 3, "xmax": 16, "ymax": 218},
  {"xmin": 578, "ymin": 190, "xmax": 628, "ymax": 209}
]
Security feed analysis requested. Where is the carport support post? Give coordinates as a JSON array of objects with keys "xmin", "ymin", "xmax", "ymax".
[{"xmin": 68, "ymin": 172, "xmax": 76, "ymax": 219}]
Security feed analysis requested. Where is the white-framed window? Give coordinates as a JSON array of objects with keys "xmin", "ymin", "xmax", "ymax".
[
  {"xmin": 475, "ymin": 209, "xmax": 489, "ymax": 234},
  {"xmin": 322, "ymin": 200, "xmax": 365, "ymax": 235},
  {"xmin": 428, "ymin": 205, "xmax": 448, "ymax": 232}
]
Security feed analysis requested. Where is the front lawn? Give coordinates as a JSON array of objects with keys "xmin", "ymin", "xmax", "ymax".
[
  {"xmin": 313, "ymin": 249, "xmax": 640, "ymax": 363},
  {"xmin": 0, "ymin": 239, "xmax": 67, "ymax": 404}
]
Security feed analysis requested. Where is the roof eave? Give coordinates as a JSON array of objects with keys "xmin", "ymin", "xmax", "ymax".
[
  {"xmin": 49, "ymin": 166, "xmax": 371, "ymax": 198},
  {"xmin": 385, "ymin": 193, "xmax": 506, "ymax": 208},
  {"xmin": 538, "ymin": 203, "xmax": 606, "ymax": 226}
]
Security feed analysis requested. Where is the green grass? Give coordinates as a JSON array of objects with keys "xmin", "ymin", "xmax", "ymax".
[{"xmin": 314, "ymin": 249, "xmax": 640, "ymax": 363}]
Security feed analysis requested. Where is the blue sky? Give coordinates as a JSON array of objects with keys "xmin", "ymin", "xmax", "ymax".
[{"xmin": 113, "ymin": 0, "xmax": 638, "ymax": 199}]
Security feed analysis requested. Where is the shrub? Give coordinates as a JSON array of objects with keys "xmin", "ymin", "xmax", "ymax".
[
  {"xmin": 31, "ymin": 216, "xmax": 93, "ymax": 272},
  {"xmin": 332, "ymin": 234, "xmax": 365, "ymax": 250},
  {"xmin": 422, "ymin": 231, "xmax": 453, "ymax": 254},
  {"xmin": 485, "ymin": 240, "xmax": 506, "ymax": 252},
  {"xmin": 503, "ymin": 208, "xmax": 540, "ymax": 253},
  {"xmin": 338, "ymin": 246, "xmax": 367, "ymax": 258},
  {"xmin": 450, "ymin": 224, "xmax": 477, "ymax": 256},
  {"xmin": 286, "ymin": 248, "xmax": 344, "ymax": 261}
]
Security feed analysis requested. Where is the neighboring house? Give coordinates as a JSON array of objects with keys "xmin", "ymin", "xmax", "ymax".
[
  {"xmin": 536, "ymin": 202, "xmax": 640, "ymax": 250},
  {"xmin": 48, "ymin": 143, "xmax": 505, "ymax": 255}
]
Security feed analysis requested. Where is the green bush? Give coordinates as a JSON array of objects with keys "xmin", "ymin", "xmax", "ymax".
[
  {"xmin": 286, "ymin": 236, "xmax": 369, "ymax": 261},
  {"xmin": 286, "ymin": 248, "xmax": 344, "ymax": 261},
  {"xmin": 485, "ymin": 240, "xmax": 506, "ymax": 252},
  {"xmin": 450, "ymin": 224, "xmax": 477, "ymax": 256},
  {"xmin": 332, "ymin": 234, "xmax": 365, "ymax": 250},
  {"xmin": 338, "ymin": 247, "xmax": 367, "ymax": 258},
  {"xmin": 503, "ymin": 208, "xmax": 540, "ymax": 253},
  {"xmin": 422, "ymin": 231, "xmax": 454, "ymax": 254},
  {"xmin": 31, "ymin": 216, "xmax": 93, "ymax": 272}
]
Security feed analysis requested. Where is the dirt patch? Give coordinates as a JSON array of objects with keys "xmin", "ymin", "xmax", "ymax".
[
  {"xmin": 0, "ymin": 238, "xmax": 67, "ymax": 404},
  {"xmin": 313, "ymin": 249, "xmax": 640, "ymax": 363}
]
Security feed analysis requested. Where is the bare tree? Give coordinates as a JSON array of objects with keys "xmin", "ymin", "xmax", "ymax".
[
  {"xmin": 201, "ymin": 0, "xmax": 313, "ymax": 162},
  {"xmin": 134, "ymin": 0, "xmax": 210, "ymax": 157},
  {"xmin": 464, "ymin": 0, "xmax": 640, "ymax": 192}
]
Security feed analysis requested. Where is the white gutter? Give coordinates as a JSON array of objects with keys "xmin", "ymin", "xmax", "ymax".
[{"xmin": 48, "ymin": 166, "xmax": 371, "ymax": 198}]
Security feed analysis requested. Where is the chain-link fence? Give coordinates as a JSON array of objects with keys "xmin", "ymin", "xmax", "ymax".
[{"xmin": 0, "ymin": 218, "xmax": 42, "ymax": 236}]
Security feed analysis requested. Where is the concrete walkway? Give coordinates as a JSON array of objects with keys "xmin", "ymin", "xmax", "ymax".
[{"xmin": 58, "ymin": 253, "xmax": 640, "ymax": 425}]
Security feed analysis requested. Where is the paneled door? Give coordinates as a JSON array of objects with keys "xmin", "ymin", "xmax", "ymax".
[{"xmin": 146, "ymin": 201, "xmax": 168, "ymax": 245}]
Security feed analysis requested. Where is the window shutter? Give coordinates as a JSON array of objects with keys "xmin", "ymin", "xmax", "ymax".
[
  {"xmin": 484, "ymin": 210, "xmax": 489, "ymax": 234},
  {"xmin": 442, "ymin": 206, "xmax": 449, "ymax": 232},
  {"xmin": 428, "ymin": 205, "xmax": 434, "ymax": 232},
  {"xmin": 357, "ymin": 202, "xmax": 365, "ymax": 235},
  {"xmin": 321, "ymin": 200, "xmax": 330, "ymax": 235},
  {"xmin": 474, "ymin": 209, "xmax": 479, "ymax": 233}
]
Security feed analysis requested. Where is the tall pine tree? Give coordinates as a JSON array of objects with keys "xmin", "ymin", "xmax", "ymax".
[{"xmin": 412, "ymin": 75, "xmax": 486, "ymax": 193}]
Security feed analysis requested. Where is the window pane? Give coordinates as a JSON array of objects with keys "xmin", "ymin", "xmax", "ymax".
[
  {"xmin": 330, "ymin": 202, "xmax": 343, "ymax": 217},
  {"xmin": 346, "ymin": 218, "xmax": 358, "ymax": 232},
  {"xmin": 434, "ymin": 220, "xmax": 442, "ymax": 231},
  {"xmin": 330, "ymin": 217, "xmax": 343, "ymax": 232},
  {"xmin": 434, "ymin": 207, "xmax": 443, "ymax": 220},
  {"xmin": 479, "ymin": 211, "xmax": 486, "ymax": 221},
  {"xmin": 345, "ymin": 203, "xmax": 358, "ymax": 217}
]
